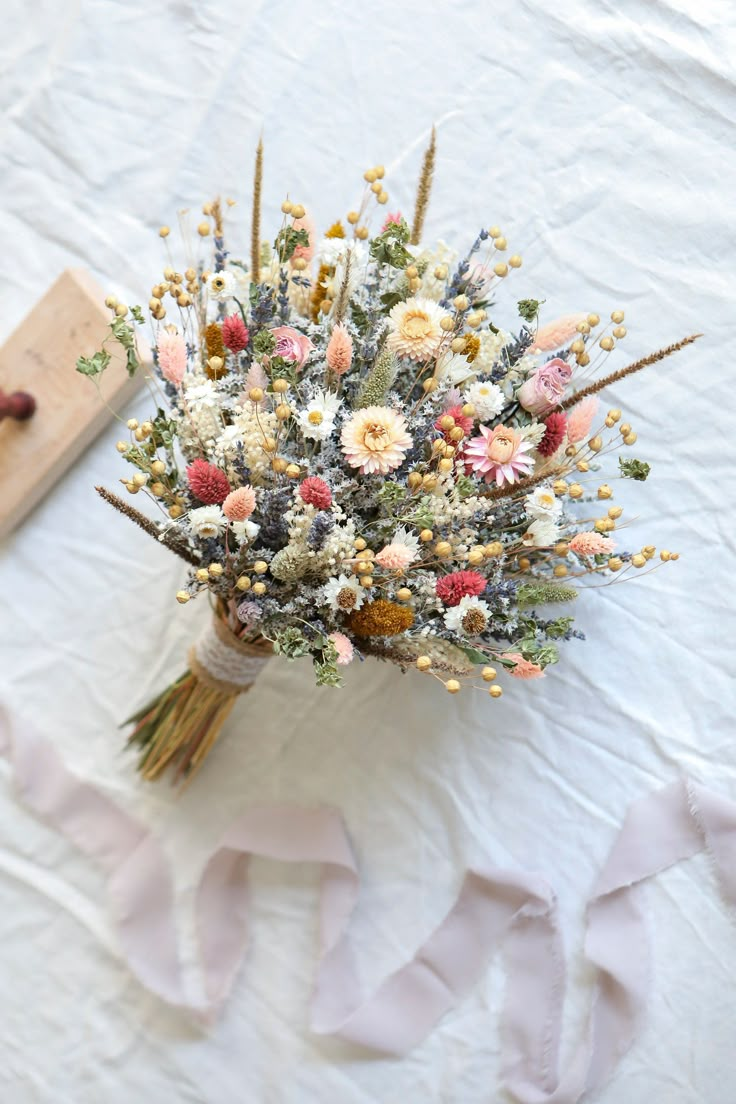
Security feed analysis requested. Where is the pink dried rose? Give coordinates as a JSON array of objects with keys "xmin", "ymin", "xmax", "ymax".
[
  {"xmin": 503, "ymin": 653, "xmax": 545, "ymax": 679},
  {"xmin": 271, "ymin": 326, "xmax": 314, "ymax": 369},
  {"xmin": 566, "ymin": 397, "xmax": 600, "ymax": 444},
  {"xmin": 568, "ymin": 531, "xmax": 615, "ymax": 557},
  {"xmin": 223, "ymin": 486, "xmax": 256, "ymax": 521},
  {"xmin": 517, "ymin": 358, "xmax": 573, "ymax": 416},
  {"xmin": 157, "ymin": 331, "xmax": 186, "ymax": 385},
  {"xmin": 531, "ymin": 313, "xmax": 587, "ymax": 353},
  {"xmin": 326, "ymin": 323, "xmax": 353, "ymax": 376},
  {"xmin": 329, "ymin": 631, "xmax": 354, "ymax": 666}
]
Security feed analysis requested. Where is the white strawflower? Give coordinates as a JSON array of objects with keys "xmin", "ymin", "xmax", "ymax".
[
  {"xmin": 525, "ymin": 486, "xmax": 562, "ymax": 520},
  {"xmin": 443, "ymin": 595, "xmax": 491, "ymax": 636},
  {"xmin": 189, "ymin": 505, "xmax": 226, "ymax": 539},
  {"xmin": 464, "ymin": 379, "xmax": 505, "ymax": 420},
  {"xmin": 322, "ymin": 573, "xmax": 366, "ymax": 613},
  {"xmin": 524, "ymin": 517, "xmax": 559, "ymax": 548},
  {"xmin": 231, "ymin": 519, "xmax": 260, "ymax": 544},
  {"xmin": 297, "ymin": 390, "xmax": 341, "ymax": 442},
  {"xmin": 435, "ymin": 348, "xmax": 476, "ymax": 385}
]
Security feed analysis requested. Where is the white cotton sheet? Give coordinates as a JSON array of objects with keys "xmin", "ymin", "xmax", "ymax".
[{"xmin": 0, "ymin": 1, "xmax": 734, "ymax": 1100}]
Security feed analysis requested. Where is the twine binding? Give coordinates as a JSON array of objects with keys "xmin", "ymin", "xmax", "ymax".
[{"xmin": 189, "ymin": 617, "xmax": 272, "ymax": 695}]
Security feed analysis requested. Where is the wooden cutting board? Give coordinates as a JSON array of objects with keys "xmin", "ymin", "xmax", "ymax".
[{"xmin": 0, "ymin": 268, "xmax": 144, "ymax": 541}]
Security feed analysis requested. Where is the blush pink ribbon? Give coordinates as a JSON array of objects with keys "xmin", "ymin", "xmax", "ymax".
[{"xmin": 1, "ymin": 707, "xmax": 734, "ymax": 1103}]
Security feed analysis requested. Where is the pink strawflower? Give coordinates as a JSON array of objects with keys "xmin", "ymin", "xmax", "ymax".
[
  {"xmin": 531, "ymin": 313, "xmax": 587, "ymax": 353},
  {"xmin": 326, "ymin": 323, "xmax": 353, "ymax": 376},
  {"xmin": 329, "ymin": 631, "xmax": 354, "ymax": 666},
  {"xmin": 292, "ymin": 212, "xmax": 316, "ymax": 265},
  {"xmin": 381, "ymin": 211, "xmax": 403, "ymax": 231},
  {"xmin": 434, "ymin": 404, "xmax": 474, "ymax": 441},
  {"xmin": 222, "ymin": 314, "xmax": 249, "ymax": 354},
  {"xmin": 186, "ymin": 459, "xmax": 230, "ymax": 505},
  {"xmin": 566, "ymin": 397, "xmax": 600, "ymax": 444},
  {"xmin": 271, "ymin": 325, "xmax": 314, "ymax": 369},
  {"xmin": 464, "ymin": 424, "xmax": 534, "ymax": 486},
  {"xmin": 298, "ymin": 476, "xmax": 332, "ymax": 509},
  {"xmin": 223, "ymin": 485, "xmax": 256, "ymax": 521},
  {"xmin": 157, "ymin": 331, "xmax": 186, "ymax": 385},
  {"xmin": 568, "ymin": 531, "xmax": 615, "ymax": 557},
  {"xmin": 537, "ymin": 412, "xmax": 567, "ymax": 457},
  {"xmin": 436, "ymin": 570, "xmax": 486, "ymax": 607},
  {"xmin": 503, "ymin": 653, "xmax": 545, "ymax": 679}
]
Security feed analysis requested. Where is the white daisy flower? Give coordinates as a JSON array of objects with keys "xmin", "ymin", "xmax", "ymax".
[
  {"xmin": 322, "ymin": 573, "xmax": 366, "ymax": 613},
  {"xmin": 207, "ymin": 270, "xmax": 238, "ymax": 301},
  {"xmin": 525, "ymin": 486, "xmax": 562, "ymax": 521},
  {"xmin": 443, "ymin": 595, "xmax": 491, "ymax": 636},
  {"xmin": 189, "ymin": 505, "xmax": 226, "ymax": 539},
  {"xmin": 464, "ymin": 379, "xmax": 505, "ymax": 420},
  {"xmin": 297, "ymin": 390, "xmax": 342, "ymax": 441}
]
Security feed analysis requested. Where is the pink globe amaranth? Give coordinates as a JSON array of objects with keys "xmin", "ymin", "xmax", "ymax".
[
  {"xmin": 503, "ymin": 653, "xmax": 545, "ymax": 679},
  {"xmin": 435, "ymin": 570, "xmax": 486, "ymax": 607},
  {"xmin": 298, "ymin": 477, "xmax": 332, "ymax": 510},
  {"xmin": 537, "ymin": 412, "xmax": 567, "ymax": 457},
  {"xmin": 223, "ymin": 485, "xmax": 256, "ymax": 521},
  {"xmin": 222, "ymin": 314, "xmax": 249, "ymax": 354},
  {"xmin": 517, "ymin": 358, "xmax": 573, "ymax": 416}
]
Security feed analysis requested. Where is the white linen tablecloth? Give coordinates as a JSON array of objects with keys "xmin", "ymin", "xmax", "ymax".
[{"xmin": 0, "ymin": 1, "xmax": 734, "ymax": 1100}]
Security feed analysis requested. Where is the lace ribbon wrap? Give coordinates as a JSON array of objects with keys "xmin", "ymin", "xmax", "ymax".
[{"xmin": 188, "ymin": 617, "xmax": 272, "ymax": 696}]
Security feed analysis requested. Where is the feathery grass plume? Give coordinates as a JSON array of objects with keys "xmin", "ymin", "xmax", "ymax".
[
  {"xmin": 331, "ymin": 248, "xmax": 353, "ymax": 324},
  {"xmin": 95, "ymin": 486, "xmax": 200, "ymax": 566},
  {"xmin": 250, "ymin": 137, "xmax": 263, "ymax": 282},
  {"xmin": 517, "ymin": 582, "xmax": 579, "ymax": 607},
  {"xmin": 355, "ymin": 344, "xmax": 397, "ymax": 408},
  {"xmin": 561, "ymin": 334, "xmax": 702, "ymax": 410},
  {"xmin": 410, "ymin": 126, "xmax": 436, "ymax": 246}
]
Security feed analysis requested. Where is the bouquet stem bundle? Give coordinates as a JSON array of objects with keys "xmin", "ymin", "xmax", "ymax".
[{"xmin": 126, "ymin": 609, "xmax": 272, "ymax": 784}]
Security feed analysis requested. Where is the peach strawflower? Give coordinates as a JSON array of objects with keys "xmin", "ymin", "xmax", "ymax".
[
  {"xmin": 568, "ymin": 531, "xmax": 615, "ymax": 557},
  {"xmin": 503, "ymin": 653, "xmax": 545, "ymax": 679},
  {"xmin": 326, "ymin": 323, "xmax": 353, "ymax": 376},
  {"xmin": 223, "ymin": 486, "xmax": 257, "ymax": 521},
  {"xmin": 566, "ymin": 397, "xmax": 600, "ymax": 444},
  {"xmin": 386, "ymin": 296, "xmax": 448, "ymax": 361},
  {"xmin": 341, "ymin": 406, "xmax": 413, "ymax": 475},
  {"xmin": 329, "ymin": 632, "xmax": 354, "ymax": 666}
]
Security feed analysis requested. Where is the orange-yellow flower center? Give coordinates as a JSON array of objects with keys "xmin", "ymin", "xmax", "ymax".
[
  {"xmin": 337, "ymin": 587, "xmax": 358, "ymax": 610},
  {"xmin": 308, "ymin": 410, "xmax": 324, "ymax": 425},
  {"xmin": 400, "ymin": 310, "xmax": 433, "ymax": 342},
  {"xmin": 487, "ymin": 430, "xmax": 516, "ymax": 464},
  {"xmin": 363, "ymin": 422, "xmax": 390, "ymax": 451},
  {"xmin": 462, "ymin": 609, "xmax": 487, "ymax": 634}
]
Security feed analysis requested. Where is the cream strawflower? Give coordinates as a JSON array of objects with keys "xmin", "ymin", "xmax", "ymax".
[
  {"xmin": 230, "ymin": 519, "xmax": 260, "ymax": 544},
  {"xmin": 464, "ymin": 379, "xmax": 505, "ymax": 421},
  {"xmin": 208, "ymin": 270, "xmax": 238, "ymax": 301},
  {"xmin": 524, "ymin": 517, "xmax": 559, "ymax": 547},
  {"xmin": 189, "ymin": 505, "xmax": 226, "ymax": 539},
  {"xmin": 443, "ymin": 595, "xmax": 491, "ymax": 636},
  {"xmin": 322, "ymin": 573, "xmax": 366, "ymax": 613},
  {"xmin": 375, "ymin": 526, "xmax": 420, "ymax": 570},
  {"xmin": 386, "ymin": 297, "xmax": 449, "ymax": 361},
  {"xmin": 435, "ymin": 348, "xmax": 476, "ymax": 385},
  {"xmin": 341, "ymin": 406, "xmax": 413, "ymax": 475},
  {"xmin": 297, "ymin": 390, "xmax": 341, "ymax": 442}
]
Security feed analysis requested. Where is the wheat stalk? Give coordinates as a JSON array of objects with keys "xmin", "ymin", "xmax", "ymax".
[
  {"xmin": 95, "ymin": 486, "xmax": 200, "ymax": 566},
  {"xmin": 250, "ymin": 136, "xmax": 263, "ymax": 282},
  {"xmin": 482, "ymin": 465, "xmax": 567, "ymax": 502},
  {"xmin": 410, "ymin": 126, "xmax": 436, "ymax": 246},
  {"xmin": 560, "ymin": 333, "xmax": 702, "ymax": 411}
]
